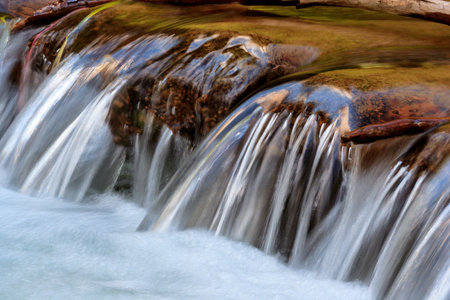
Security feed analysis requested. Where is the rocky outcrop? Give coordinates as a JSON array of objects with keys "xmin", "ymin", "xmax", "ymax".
[
  {"xmin": 24, "ymin": 4, "xmax": 319, "ymax": 146},
  {"xmin": 107, "ymin": 34, "xmax": 318, "ymax": 145},
  {"xmin": 10, "ymin": 1, "xmax": 450, "ymax": 149}
]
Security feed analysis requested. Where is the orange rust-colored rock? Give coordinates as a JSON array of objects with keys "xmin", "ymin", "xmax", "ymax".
[
  {"xmin": 0, "ymin": 0, "xmax": 50, "ymax": 17},
  {"xmin": 341, "ymin": 118, "xmax": 449, "ymax": 144},
  {"xmin": 349, "ymin": 89, "xmax": 449, "ymax": 130}
]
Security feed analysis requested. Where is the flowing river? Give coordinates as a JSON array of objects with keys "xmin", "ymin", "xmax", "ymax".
[{"xmin": 0, "ymin": 2, "xmax": 449, "ymax": 299}]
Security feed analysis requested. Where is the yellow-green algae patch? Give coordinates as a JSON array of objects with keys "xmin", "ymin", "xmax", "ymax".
[
  {"xmin": 248, "ymin": 6, "xmax": 450, "ymax": 41},
  {"xmin": 43, "ymin": 2, "xmax": 450, "ymax": 63},
  {"xmin": 304, "ymin": 65, "xmax": 450, "ymax": 91},
  {"xmin": 45, "ymin": 2, "xmax": 263, "ymax": 56},
  {"xmin": 182, "ymin": 5, "xmax": 450, "ymax": 58},
  {"xmin": 0, "ymin": 12, "xmax": 14, "ymax": 22}
]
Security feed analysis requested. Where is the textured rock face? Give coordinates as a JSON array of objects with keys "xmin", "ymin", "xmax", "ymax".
[
  {"xmin": 7, "ymin": 0, "xmax": 117, "ymax": 31},
  {"xmin": 300, "ymin": 65, "xmax": 450, "ymax": 145},
  {"xmin": 400, "ymin": 122, "xmax": 450, "ymax": 173},
  {"xmin": 341, "ymin": 119, "xmax": 449, "ymax": 144},
  {"xmin": 106, "ymin": 34, "xmax": 315, "ymax": 145},
  {"xmin": 0, "ymin": 0, "xmax": 117, "ymax": 17},
  {"xmin": 23, "ymin": 3, "xmax": 319, "ymax": 146},
  {"xmin": 238, "ymin": 79, "xmax": 449, "ymax": 153},
  {"xmin": 9, "ymin": 1, "xmax": 449, "ymax": 150},
  {"xmin": 349, "ymin": 89, "xmax": 449, "ymax": 129},
  {"xmin": 0, "ymin": 0, "xmax": 51, "ymax": 17}
]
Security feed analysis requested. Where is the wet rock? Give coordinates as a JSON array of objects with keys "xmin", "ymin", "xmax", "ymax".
[
  {"xmin": 400, "ymin": 122, "xmax": 450, "ymax": 174},
  {"xmin": 107, "ymin": 32, "xmax": 296, "ymax": 145},
  {"xmin": 19, "ymin": 3, "xmax": 320, "ymax": 146},
  {"xmin": 267, "ymin": 44, "xmax": 320, "ymax": 75},
  {"xmin": 20, "ymin": 1, "xmax": 450, "ymax": 150},
  {"xmin": 11, "ymin": 0, "xmax": 114, "ymax": 31},
  {"xmin": 349, "ymin": 88, "xmax": 449, "ymax": 129},
  {"xmin": 0, "ymin": 0, "xmax": 51, "ymax": 17},
  {"xmin": 256, "ymin": 79, "xmax": 449, "ymax": 148},
  {"xmin": 341, "ymin": 118, "xmax": 449, "ymax": 144},
  {"xmin": 301, "ymin": 67, "xmax": 450, "ymax": 144}
]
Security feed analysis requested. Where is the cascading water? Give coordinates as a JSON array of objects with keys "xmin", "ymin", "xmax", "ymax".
[
  {"xmin": 0, "ymin": 21, "xmax": 40, "ymax": 137},
  {"xmin": 138, "ymin": 81, "xmax": 450, "ymax": 299},
  {"xmin": 133, "ymin": 117, "xmax": 192, "ymax": 208},
  {"xmin": 0, "ymin": 49, "xmax": 127, "ymax": 200},
  {"xmin": 0, "ymin": 2, "xmax": 449, "ymax": 299}
]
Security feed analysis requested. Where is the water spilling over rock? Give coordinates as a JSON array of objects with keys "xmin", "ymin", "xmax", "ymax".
[
  {"xmin": 0, "ymin": 2, "xmax": 449, "ymax": 299},
  {"xmin": 136, "ymin": 81, "xmax": 449, "ymax": 299}
]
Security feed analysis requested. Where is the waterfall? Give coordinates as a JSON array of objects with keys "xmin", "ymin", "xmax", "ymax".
[
  {"xmin": 133, "ymin": 116, "xmax": 191, "ymax": 208},
  {"xmin": 137, "ymin": 81, "xmax": 449, "ymax": 298},
  {"xmin": 0, "ymin": 28, "xmax": 183, "ymax": 200},
  {"xmin": 0, "ymin": 4, "xmax": 448, "ymax": 299},
  {"xmin": 0, "ymin": 22, "xmax": 40, "ymax": 137},
  {"xmin": 0, "ymin": 14, "xmax": 285, "ymax": 203},
  {"xmin": 0, "ymin": 55, "xmax": 126, "ymax": 200}
]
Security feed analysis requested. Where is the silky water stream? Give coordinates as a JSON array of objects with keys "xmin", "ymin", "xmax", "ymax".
[{"xmin": 0, "ymin": 4, "xmax": 449, "ymax": 299}]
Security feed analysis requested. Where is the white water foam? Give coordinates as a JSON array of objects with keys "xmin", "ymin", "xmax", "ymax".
[{"xmin": 0, "ymin": 187, "xmax": 370, "ymax": 300}]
